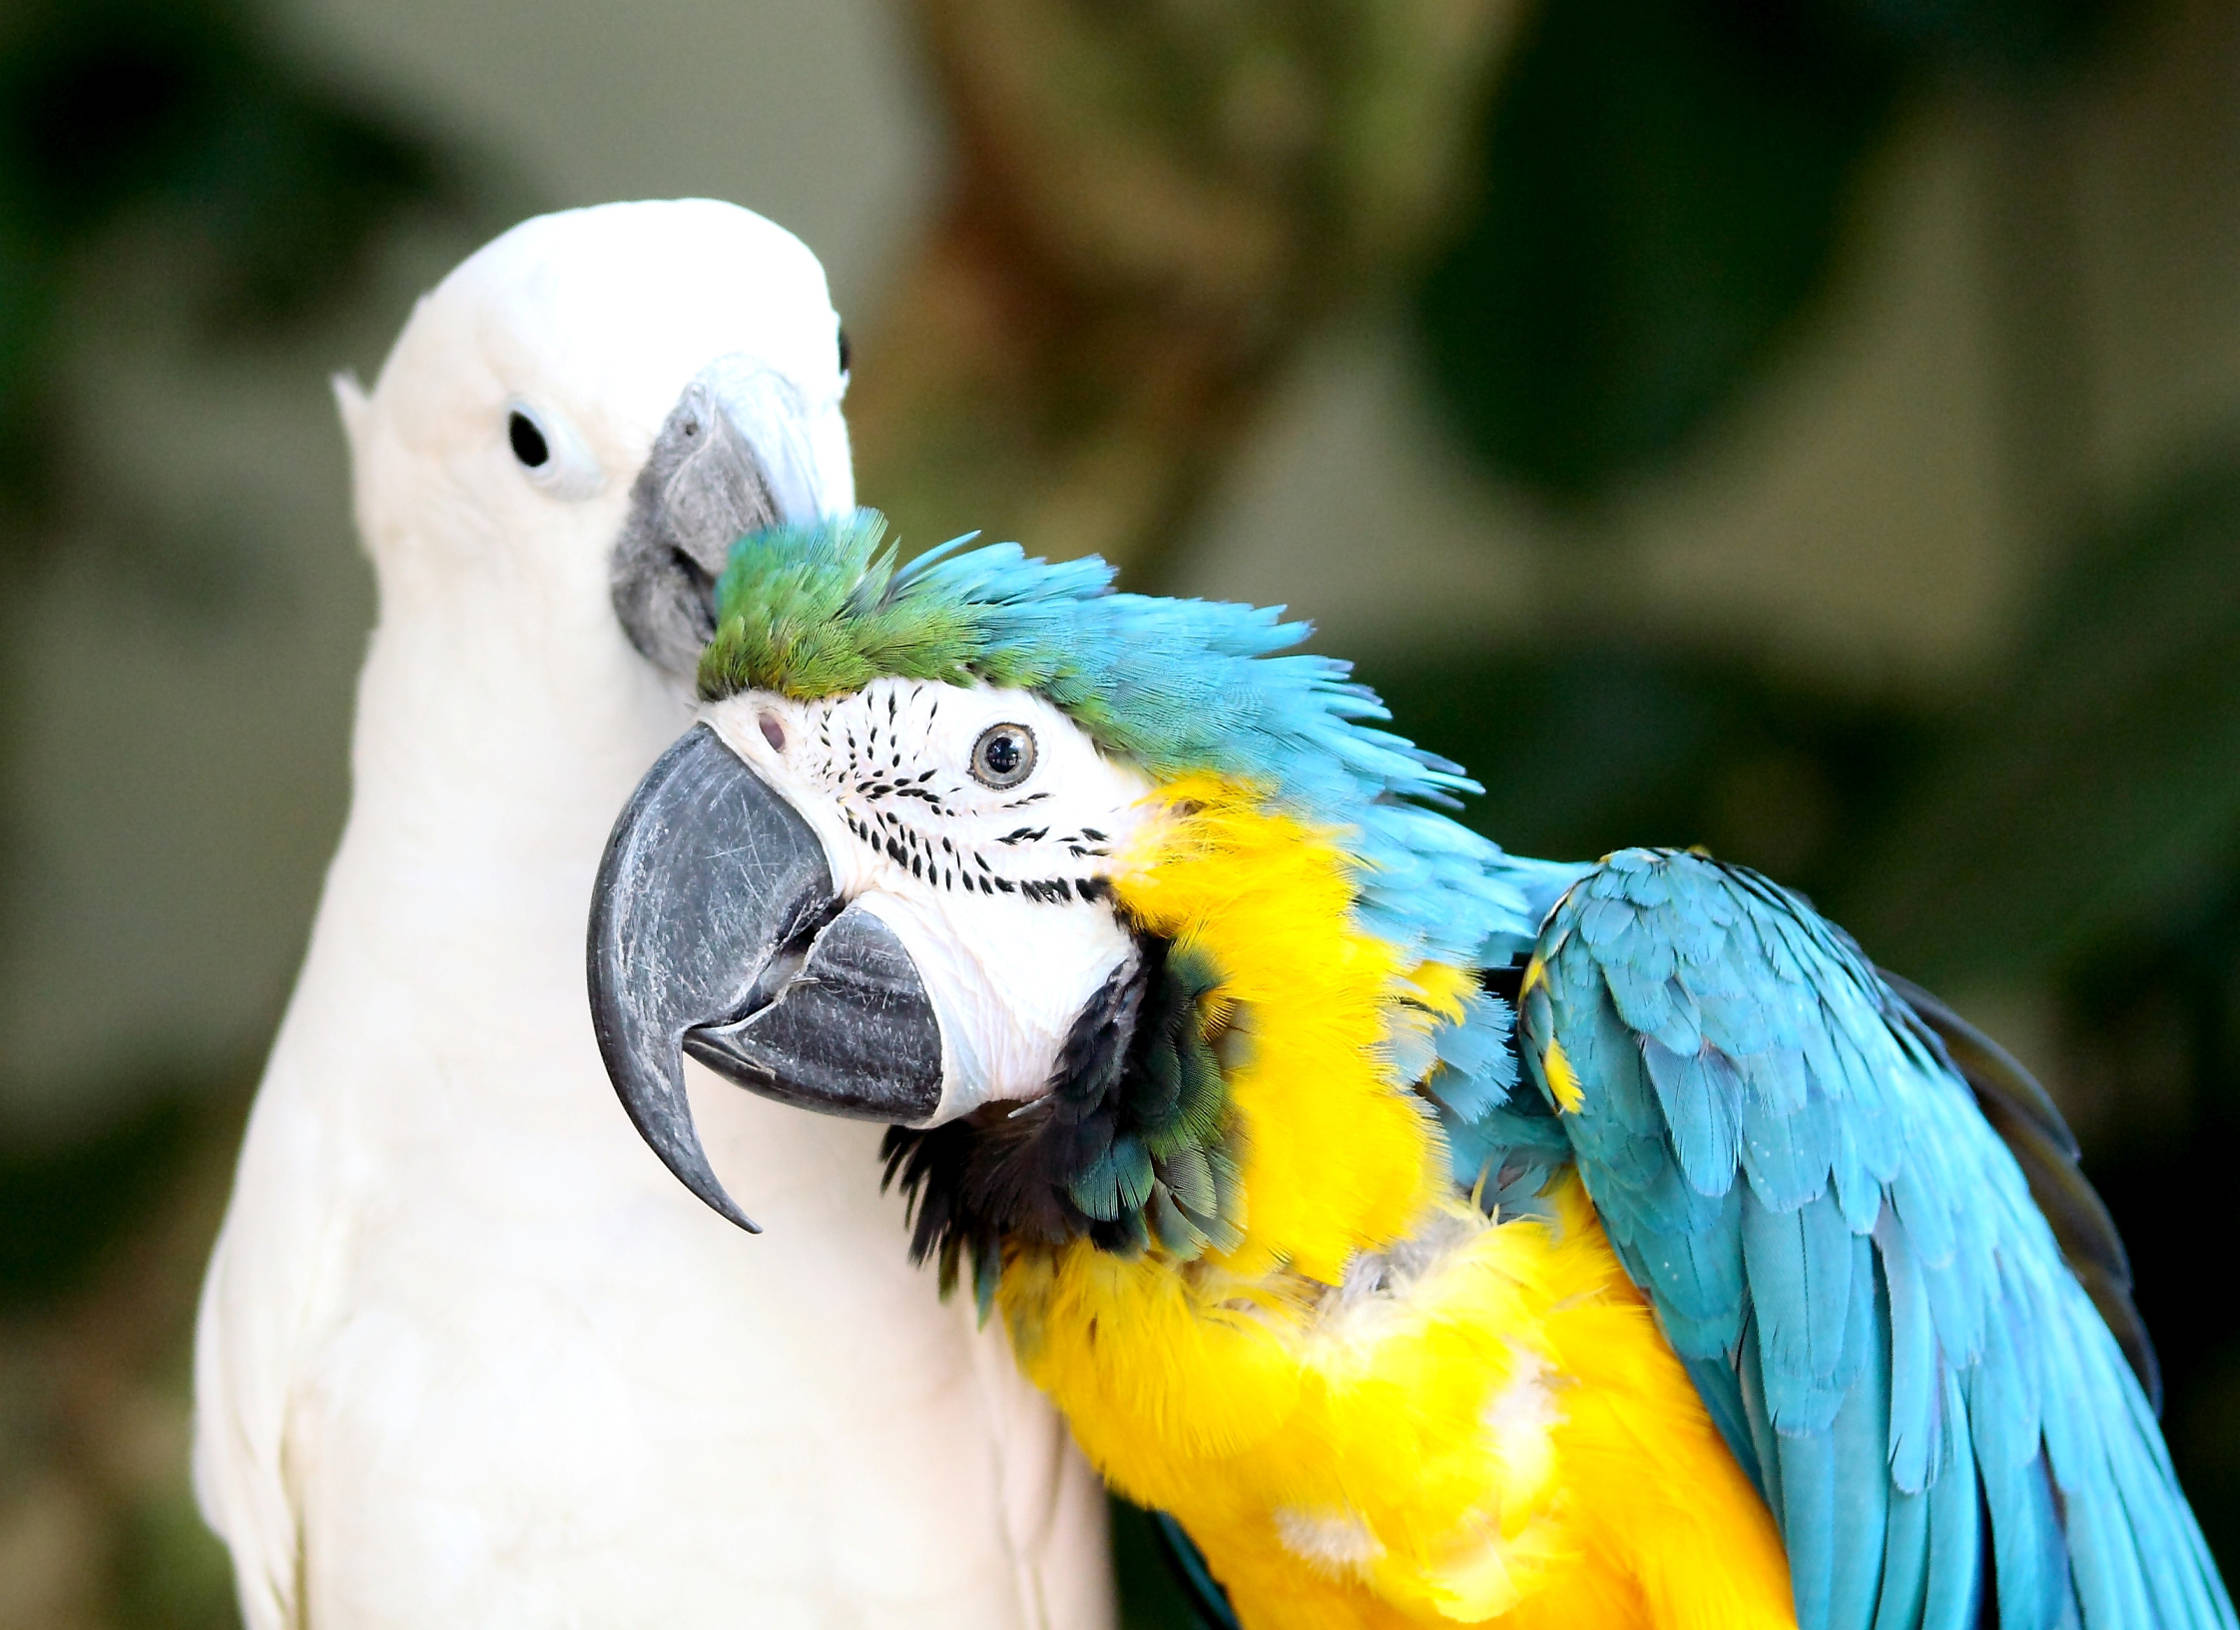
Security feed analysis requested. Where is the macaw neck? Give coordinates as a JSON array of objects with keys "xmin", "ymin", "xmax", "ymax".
[
  {"xmin": 886, "ymin": 776, "xmax": 1475, "ymax": 1308},
  {"xmin": 1112, "ymin": 776, "xmax": 1454, "ymax": 1284}
]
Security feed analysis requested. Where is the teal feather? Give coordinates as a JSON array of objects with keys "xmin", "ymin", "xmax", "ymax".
[{"xmin": 1524, "ymin": 850, "xmax": 2231, "ymax": 1630}]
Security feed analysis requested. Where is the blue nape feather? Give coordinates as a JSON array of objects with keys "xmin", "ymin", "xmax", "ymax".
[
  {"xmin": 707, "ymin": 515, "xmax": 1565, "ymax": 966},
  {"xmin": 884, "ymin": 530, "xmax": 1557, "ymax": 965}
]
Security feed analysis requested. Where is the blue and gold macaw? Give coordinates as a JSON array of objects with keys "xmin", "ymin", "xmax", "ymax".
[{"xmin": 588, "ymin": 513, "xmax": 2233, "ymax": 1630}]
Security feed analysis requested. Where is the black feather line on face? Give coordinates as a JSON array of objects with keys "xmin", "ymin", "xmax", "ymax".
[{"xmin": 880, "ymin": 936, "xmax": 1242, "ymax": 1303}]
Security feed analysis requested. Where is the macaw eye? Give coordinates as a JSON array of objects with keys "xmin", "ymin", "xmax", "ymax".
[{"xmin": 970, "ymin": 723, "xmax": 1036, "ymax": 789}]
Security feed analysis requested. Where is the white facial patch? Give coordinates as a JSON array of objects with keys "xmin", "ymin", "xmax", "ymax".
[{"xmin": 705, "ymin": 678, "xmax": 1160, "ymax": 1122}]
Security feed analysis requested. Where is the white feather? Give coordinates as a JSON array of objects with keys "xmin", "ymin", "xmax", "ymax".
[
  {"xmin": 1274, "ymin": 1506, "xmax": 1385, "ymax": 1576},
  {"xmin": 192, "ymin": 201, "xmax": 1112, "ymax": 1630}
]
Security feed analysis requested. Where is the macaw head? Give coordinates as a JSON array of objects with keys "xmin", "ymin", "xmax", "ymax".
[{"xmin": 589, "ymin": 514, "xmax": 1551, "ymax": 1295}]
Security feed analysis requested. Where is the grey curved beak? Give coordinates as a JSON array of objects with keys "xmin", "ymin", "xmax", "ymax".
[
  {"xmin": 588, "ymin": 724, "xmax": 944, "ymax": 1232},
  {"xmin": 611, "ymin": 359, "xmax": 839, "ymax": 680}
]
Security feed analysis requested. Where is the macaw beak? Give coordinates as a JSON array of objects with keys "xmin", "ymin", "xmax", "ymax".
[
  {"xmin": 610, "ymin": 357, "xmax": 843, "ymax": 681},
  {"xmin": 587, "ymin": 724, "xmax": 944, "ymax": 1232}
]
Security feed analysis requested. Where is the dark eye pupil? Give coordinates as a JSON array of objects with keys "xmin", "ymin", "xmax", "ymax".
[
  {"xmin": 837, "ymin": 327, "xmax": 852, "ymax": 375},
  {"xmin": 970, "ymin": 722, "xmax": 1036, "ymax": 787},
  {"xmin": 508, "ymin": 411, "xmax": 550, "ymax": 468}
]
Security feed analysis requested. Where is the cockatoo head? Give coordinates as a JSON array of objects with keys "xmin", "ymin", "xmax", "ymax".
[
  {"xmin": 587, "ymin": 515, "xmax": 1539, "ymax": 1266},
  {"xmin": 342, "ymin": 199, "xmax": 853, "ymax": 685}
]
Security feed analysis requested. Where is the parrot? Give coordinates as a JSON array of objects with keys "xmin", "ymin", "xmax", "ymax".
[
  {"xmin": 192, "ymin": 204, "xmax": 1111, "ymax": 1630},
  {"xmin": 586, "ymin": 508, "xmax": 2237, "ymax": 1630}
]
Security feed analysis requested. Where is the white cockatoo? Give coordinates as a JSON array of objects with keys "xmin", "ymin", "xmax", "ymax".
[{"xmin": 192, "ymin": 200, "xmax": 1113, "ymax": 1630}]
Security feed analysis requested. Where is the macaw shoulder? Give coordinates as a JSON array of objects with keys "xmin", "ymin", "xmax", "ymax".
[{"xmin": 1518, "ymin": 846, "xmax": 1889, "ymax": 1117}]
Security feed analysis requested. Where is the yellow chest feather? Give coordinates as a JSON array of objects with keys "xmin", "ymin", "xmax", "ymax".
[
  {"xmin": 992, "ymin": 781, "xmax": 1797, "ymax": 1628},
  {"xmin": 1000, "ymin": 1180, "xmax": 1794, "ymax": 1630}
]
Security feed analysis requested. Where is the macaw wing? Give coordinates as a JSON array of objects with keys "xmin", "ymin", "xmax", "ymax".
[
  {"xmin": 1515, "ymin": 849, "xmax": 2232, "ymax": 1630},
  {"xmin": 1882, "ymin": 972, "xmax": 2159, "ymax": 1413}
]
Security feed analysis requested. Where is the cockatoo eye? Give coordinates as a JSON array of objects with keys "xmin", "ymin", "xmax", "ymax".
[
  {"xmin": 503, "ymin": 399, "xmax": 606, "ymax": 501},
  {"xmin": 508, "ymin": 410, "xmax": 549, "ymax": 467},
  {"xmin": 970, "ymin": 723, "xmax": 1036, "ymax": 789}
]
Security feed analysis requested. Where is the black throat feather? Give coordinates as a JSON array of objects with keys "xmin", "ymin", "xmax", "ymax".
[{"xmin": 880, "ymin": 936, "xmax": 1243, "ymax": 1313}]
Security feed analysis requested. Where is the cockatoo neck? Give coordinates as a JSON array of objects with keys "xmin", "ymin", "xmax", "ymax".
[{"xmin": 331, "ymin": 533, "xmax": 689, "ymax": 981}]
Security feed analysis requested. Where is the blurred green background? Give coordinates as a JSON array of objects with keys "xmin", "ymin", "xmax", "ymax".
[{"xmin": 2, "ymin": 0, "xmax": 2238, "ymax": 1624}]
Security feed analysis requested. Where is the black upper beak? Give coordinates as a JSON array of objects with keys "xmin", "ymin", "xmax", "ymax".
[{"xmin": 587, "ymin": 724, "xmax": 945, "ymax": 1232}]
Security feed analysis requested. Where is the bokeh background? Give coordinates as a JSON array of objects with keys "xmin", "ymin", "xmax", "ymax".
[{"xmin": 2, "ymin": 0, "xmax": 2238, "ymax": 1624}]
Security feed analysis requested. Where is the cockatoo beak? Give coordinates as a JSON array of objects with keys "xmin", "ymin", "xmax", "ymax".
[
  {"xmin": 611, "ymin": 357, "xmax": 841, "ymax": 680},
  {"xmin": 588, "ymin": 724, "xmax": 945, "ymax": 1232}
]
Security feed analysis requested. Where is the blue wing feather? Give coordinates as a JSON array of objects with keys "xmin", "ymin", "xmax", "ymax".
[
  {"xmin": 1489, "ymin": 848, "xmax": 2234, "ymax": 1630},
  {"xmin": 1877, "ymin": 1483, "xmax": 1933, "ymax": 1630},
  {"xmin": 1829, "ymin": 1256, "xmax": 1895, "ymax": 1630},
  {"xmin": 1918, "ymin": 1367, "xmax": 1984, "ymax": 1630}
]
